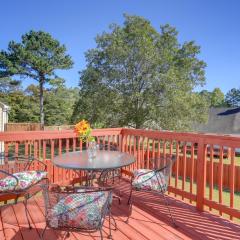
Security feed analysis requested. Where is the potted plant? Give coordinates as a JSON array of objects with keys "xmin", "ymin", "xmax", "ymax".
[{"xmin": 74, "ymin": 120, "xmax": 98, "ymax": 158}]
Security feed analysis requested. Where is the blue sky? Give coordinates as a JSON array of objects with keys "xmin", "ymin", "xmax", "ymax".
[{"xmin": 1, "ymin": 0, "xmax": 239, "ymax": 93}]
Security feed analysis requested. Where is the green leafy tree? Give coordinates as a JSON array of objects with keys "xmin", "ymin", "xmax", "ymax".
[
  {"xmin": 200, "ymin": 88, "xmax": 225, "ymax": 107},
  {"xmin": 0, "ymin": 85, "xmax": 39, "ymax": 122},
  {"xmin": 225, "ymin": 88, "xmax": 240, "ymax": 107},
  {"xmin": 211, "ymin": 88, "xmax": 225, "ymax": 107},
  {"xmin": 45, "ymin": 85, "xmax": 79, "ymax": 125},
  {"xmin": 0, "ymin": 30, "xmax": 73, "ymax": 127},
  {"xmin": 0, "ymin": 77, "xmax": 21, "ymax": 93},
  {"xmin": 0, "ymin": 82, "xmax": 79, "ymax": 125},
  {"xmin": 73, "ymin": 15, "xmax": 207, "ymax": 130}
]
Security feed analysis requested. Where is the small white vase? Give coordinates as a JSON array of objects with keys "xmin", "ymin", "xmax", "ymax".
[{"xmin": 87, "ymin": 141, "xmax": 98, "ymax": 159}]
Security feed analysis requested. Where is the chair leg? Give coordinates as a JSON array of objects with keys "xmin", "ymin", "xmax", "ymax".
[
  {"xmin": 126, "ymin": 180, "xmax": 133, "ymax": 223},
  {"xmin": 65, "ymin": 231, "xmax": 70, "ymax": 238},
  {"xmin": 23, "ymin": 197, "xmax": 32, "ymax": 229},
  {"xmin": 108, "ymin": 211, "xmax": 112, "ymax": 239},
  {"xmin": 161, "ymin": 192, "xmax": 177, "ymax": 227},
  {"xmin": 40, "ymin": 225, "xmax": 47, "ymax": 240},
  {"xmin": 100, "ymin": 229, "xmax": 104, "ymax": 240},
  {"xmin": 127, "ymin": 185, "xmax": 133, "ymax": 205},
  {"xmin": 126, "ymin": 188, "xmax": 133, "ymax": 223},
  {"xmin": 126, "ymin": 197, "xmax": 133, "ymax": 223},
  {"xmin": 111, "ymin": 215, "xmax": 117, "ymax": 231}
]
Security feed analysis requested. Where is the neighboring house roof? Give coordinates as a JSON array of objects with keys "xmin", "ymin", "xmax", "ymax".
[
  {"xmin": 0, "ymin": 102, "xmax": 10, "ymax": 111},
  {"xmin": 195, "ymin": 107, "xmax": 240, "ymax": 135}
]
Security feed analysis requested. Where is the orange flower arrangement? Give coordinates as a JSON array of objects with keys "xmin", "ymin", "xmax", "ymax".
[{"xmin": 74, "ymin": 120, "xmax": 95, "ymax": 142}]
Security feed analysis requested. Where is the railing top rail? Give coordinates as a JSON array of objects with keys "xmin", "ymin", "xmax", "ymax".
[
  {"xmin": 0, "ymin": 128, "xmax": 122, "ymax": 141},
  {"xmin": 121, "ymin": 128, "xmax": 240, "ymax": 147},
  {"xmin": 1, "ymin": 127, "xmax": 240, "ymax": 147}
]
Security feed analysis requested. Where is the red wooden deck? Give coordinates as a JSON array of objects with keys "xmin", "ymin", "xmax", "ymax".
[{"xmin": 0, "ymin": 180, "xmax": 239, "ymax": 240}]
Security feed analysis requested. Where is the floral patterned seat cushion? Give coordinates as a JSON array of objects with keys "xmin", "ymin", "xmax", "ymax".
[
  {"xmin": 0, "ymin": 171, "xmax": 47, "ymax": 192},
  {"xmin": 132, "ymin": 169, "xmax": 167, "ymax": 192},
  {"xmin": 48, "ymin": 191, "xmax": 111, "ymax": 229}
]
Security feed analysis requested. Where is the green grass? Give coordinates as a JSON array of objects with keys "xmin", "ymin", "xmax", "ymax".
[{"xmin": 170, "ymin": 176, "xmax": 240, "ymax": 223}]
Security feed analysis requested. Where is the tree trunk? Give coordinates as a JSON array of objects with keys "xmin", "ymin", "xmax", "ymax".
[{"xmin": 39, "ymin": 74, "xmax": 44, "ymax": 129}]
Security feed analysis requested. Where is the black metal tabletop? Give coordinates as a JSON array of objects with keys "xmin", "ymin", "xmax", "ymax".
[{"xmin": 53, "ymin": 150, "xmax": 135, "ymax": 171}]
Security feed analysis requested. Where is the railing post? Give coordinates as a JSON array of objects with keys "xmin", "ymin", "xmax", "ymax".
[{"xmin": 196, "ymin": 138, "xmax": 207, "ymax": 211}]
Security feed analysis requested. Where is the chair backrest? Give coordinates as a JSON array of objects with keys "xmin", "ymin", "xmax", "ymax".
[
  {"xmin": 154, "ymin": 155, "xmax": 176, "ymax": 188},
  {"xmin": 42, "ymin": 185, "xmax": 112, "ymax": 231},
  {"xmin": 141, "ymin": 155, "xmax": 176, "ymax": 189},
  {"xmin": 0, "ymin": 154, "xmax": 41, "ymax": 177}
]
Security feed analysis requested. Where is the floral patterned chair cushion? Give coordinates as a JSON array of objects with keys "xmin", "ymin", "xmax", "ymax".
[
  {"xmin": 132, "ymin": 169, "xmax": 167, "ymax": 192},
  {"xmin": 0, "ymin": 171, "xmax": 47, "ymax": 192},
  {"xmin": 48, "ymin": 191, "xmax": 110, "ymax": 229}
]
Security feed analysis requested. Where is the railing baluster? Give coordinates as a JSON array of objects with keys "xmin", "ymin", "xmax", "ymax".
[
  {"xmin": 72, "ymin": 137, "xmax": 76, "ymax": 180},
  {"xmin": 107, "ymin": 135, "xmax": 110, "ymax": 150},
  {"xmin": 73, "ymin": 138, "xmax": 76, "ymax": 151},
  {"xmin": 219, "ymin": 146, "xmax": 223, "ymax": 216},
  {"xmin": 123, "ymin": 135, "xmax": 127, "ymax": 152},
  {"xmin": 229, "ymin": 148, "xmax": 235, "ymax": 220},
  {"xmin": 196, "ymin": 139, "xmax": 207, "ymax": 212},
  {"xmin": 121, "ymin": 134, "xmax": 125, "ymax": 152},
  {"xmin": 34, "ymin": 141, "xmax": 37, "ymax": 159},
  {"xmin": 129, "ymin": 135, "xmax": 132, "ymax": 155},
  {"xmin": 24, "ymin": 141, "xmax": 28, "ymax": 157},
  {"xmin": 152, "ymin": 139, "xmax": 155, "ymax": 165},
  {"xmin": 32, "ymin": 141, "xmax": 37, "ymax": 171},
  {"xmin": 169, "ymin": 140, "xmax": 173, "ymax": 188},
  {"xmin": 4, "ymin": 143, "xmax": 9, "ymax": 160},
  {"xmin": 157, "ymin": 140, "xmax": 161, "ymax": 168},
  {"xmin": 133, "ymin": 136, "xmax": 137, "ymax": 170},
  {"xmin": 137, "ymin": 136, "xmax": 141, "ymax": 169},
  {"xmin": 51, "ymin": 139, "xmax": 54, "ymax": 159},
  {"xmin": 209, "ymin": 144, "xmax": 214, "ymax": 210},
  {"xmin": 190, "ymin": 143, "xmax": 195, "ymax": 203},
  {"xmin": 175, "ymin": 141, "xmax": 179, "ymax": 195},
  {"xmin": 59, "ymin": 139, "xmax": 62, "ymax": 156},
  {"xmin": 146, "ymin": 138, "xmax": 150, "ymax": 169},
  {"xmin": 163, "ymin": 141, "xmax": 166, "ymax": 158},
  {"xmin": 15, "ymin": 142, "xmax": 19, "ymax": 156},
  {"xmin": 79, "ymin": 139, "xmax": 83, "ymax": 151},
  {"xmin": 142, "ymin": 137, "xmax": 145, "ymax": 169},
  {"xmin": 43, "ymin": 140, "xmax": 46, "ymax": 160},
  {"xmin": 66, "ymin": 139, "xmax": 69, "ymax": 153},
  {"xmin": 182, "ymin": 142, "xmax": 187, "ymax": 200},
  {"xmin": 38, "ymin": 140, "xmax": 41, "ymax": 159},
  {"xmin": 58, "ymin": 139, "xmax": 64, "ymax": 183},
  {"xmin": 51, "ymin": 139, "xmax": 56, "ymax": 183}
]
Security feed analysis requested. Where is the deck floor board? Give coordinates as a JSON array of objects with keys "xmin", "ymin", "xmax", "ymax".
[{"xmin": 0, "ymin": 180, "xmax": 239, "ymax": 240}]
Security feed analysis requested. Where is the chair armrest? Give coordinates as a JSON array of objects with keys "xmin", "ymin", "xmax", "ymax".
[
  {"xmin": 47, "ymin": 184, "xmax": 113, "ymax": 193},
  {"xmin": 24, "ymin": 156, "xmax": 47, "ymax": 171},
  {"xmin": 74, "ymin": 186, "xmax": 113, "ymax": 193}
]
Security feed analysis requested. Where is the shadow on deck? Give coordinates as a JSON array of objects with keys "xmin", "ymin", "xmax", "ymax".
[{"xmin": 0, "ymin": 180, "xmax": 239, "ymax": 240}]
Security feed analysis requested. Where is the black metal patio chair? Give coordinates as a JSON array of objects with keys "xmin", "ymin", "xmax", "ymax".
[
  {"xmin": 0, "ymin": 154, "xmax": 48, "ymax": 229},
  {"xmin": 127, "ymin": 155, "xmax": 176, "ymax": 226},
  {"xmin": 41, "ymin": 184, "xmax": 114, "ymax": 240}
]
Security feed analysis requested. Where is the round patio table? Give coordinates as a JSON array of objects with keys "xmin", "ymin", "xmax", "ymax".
[{"xmin": 53, "ymin": 150, "xmax": 135, "ymax": 185}]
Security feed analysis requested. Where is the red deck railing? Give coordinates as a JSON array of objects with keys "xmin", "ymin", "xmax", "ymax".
[{"xmin": 0, "ymin": 128, "xmax": 239, "ymax": 222}]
